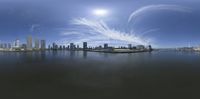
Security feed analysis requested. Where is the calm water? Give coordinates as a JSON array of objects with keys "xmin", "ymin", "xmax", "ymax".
[{"xmin": 0, "ymin": 50, "xmax": 200, "ymax": 99}]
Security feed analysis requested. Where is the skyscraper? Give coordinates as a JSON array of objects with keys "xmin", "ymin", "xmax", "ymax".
[
  {"xmin": 48, "ymin": 45, "xmax": 51, "ymax": 50},
  {"xmin": 83, "ymin": 42, "xmax": 87, "ymax": 50},
  {"xmin": 35, "ymin": 38, "xmax": 40, "ymax": 50},
  {"xmin": 21, "ymin": 44, "xmax": 27, "ymax": 50},
  {"xmin": 128, "ymin": 44, "xmax": 132, "ymax": 49},
  {"xmin": 0, "ymin": 43, "xmax": 3, "ymax": 48},
  {"xmin": 53, "ymin": 42, "xmax": 56, "ymax": 50},
  {"xmin": 3, "ymin": 43, "xmax": 7, "ymax": 49},
  {"xmin": 41, "ymin": 40, "xmax": 46, "ymax": 50},
  {"xmin": 70, "ymin": 43, "xmax": 74, "ymax": 50},
  {"xmin": 27, "ymin": 36, "xmax": 32, "ymax": 50},
  {"xmin": 104, "ymin": 43, "xmax": 108, "ymax": 49},
  {"xmin": 15, "ymin": 39, "xmax": 20, "ymax": 48},
  {"xmin": 8, "ymin": 43, "xmax": 11, "ymax": 49}
]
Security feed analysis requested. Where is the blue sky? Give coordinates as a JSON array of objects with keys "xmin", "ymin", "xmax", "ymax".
[{"xmin": 0, "ymin": 0, "xmax": 200, "ymax": 48}]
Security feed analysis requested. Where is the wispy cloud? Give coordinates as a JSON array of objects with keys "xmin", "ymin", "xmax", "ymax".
[
  {"xmin": 128, "ymin": 4, "xmax": 192, "ymax": 22},
  {"xmin": 70, "ymin": 18, "xmax": 149, "ymax": 45},
  {"xmin": 30, "ymin": 24, "xmax": 40, "ymax": 32}
]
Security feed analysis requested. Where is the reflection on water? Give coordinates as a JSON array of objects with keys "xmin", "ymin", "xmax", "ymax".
[
  {"xmin": 83, "ymin": 51, "xmax": 87, "ymax": 59},
  {"xmin": 0, "ymin": 50, "xmax": 200, "ymax": 99}
]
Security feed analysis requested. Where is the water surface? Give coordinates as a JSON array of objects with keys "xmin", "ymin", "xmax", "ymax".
[{"xmin": 0, "ymin": 50, "xmax": 200, "ymax": 99}]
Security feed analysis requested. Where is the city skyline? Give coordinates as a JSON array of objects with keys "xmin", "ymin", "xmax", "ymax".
[{"xmin": 1, "ymin": 0, "xmax": 200, "ymax": 48}]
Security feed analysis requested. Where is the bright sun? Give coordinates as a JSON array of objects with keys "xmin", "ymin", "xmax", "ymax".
[{"xmin": 93, "ymin": 9, "xmax": 108, "ymax": 16}]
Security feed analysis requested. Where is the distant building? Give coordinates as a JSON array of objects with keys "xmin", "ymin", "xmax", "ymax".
[
  {"xmin": 104, "ymin": 43, "xmax": 108, "ymax": 49},
  {"xmin": 21, "ymin": 44, "xmax": 27, "ymax": 50},
  {"xmin": 3, "ymin": 43, "xmax": 7, "ymax": 49},
  {"xmin": 136, "ymin": 45, "xmax": 145, "ymax": 50},
  {"xmin": 77, "ymin": 45, "xmax": 79, "ymax": 50},
  {"xmin": 0, "ymin": 43, "xmax": 3, "ymax": 48},
  {"xmin": 8, "ymin": 43, "xmax": 11, "ymax": 49},
  {"xmin": 128, "ymin": 44, "xmax": 132, "ymax": 49},
  {"xmin": 63, "ymin": 45, "xmax": 65, "ymax": 50},
  {"xmin": 41, "ymin": 40, "xmax": 46, "ymax": 50},
  {"xmin": 35, "ymin": 38, "xmax": 40, "ymax": 50},
  {"xmin": 67, "ymin": 45, "xmax": 70, "ymax": 50},
  {"xmin": 148, "ymin": 45, "xmax": 153, "ymax": 51},
  {"xmin": 132, "ymin": 46, "xmax": 137, "ymax": 49},
  {"xmin": 70, "ymin": 43, "xmax": 75, "ymax": 50},
  {"xmin": 83, "ymin": 42, "xmax": 87, "ymax": 50},
  {"xmin": 27, "ymin": 36, "xmax": 32, "ymax": 50},
  {"xmin": 59, "ymin": 45, "xmax": 62, "ymax": 50},
  {"xmin": 15, "ymin": 39, "xmax": 20, "ymax": 48},
  {"xmin": 48, "ymin": 45, "xmax": 51, "ymax": 50},
  {"xmin": 55, "ymin": 45, "xmax": 58, "ymax": 50},
  {"xmin": 52, "ymin": 42, "xmax": 57, "ymax": 50},
  {"xmin": 73, "ymin": 45, "xmax": 76, "ymax": 49}
]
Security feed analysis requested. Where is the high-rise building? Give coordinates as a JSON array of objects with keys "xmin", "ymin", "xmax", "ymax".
[
  {"xmin": 148, "ymin": 45, "xmax": 153, "ymax": 51},
  {"xmin": 128, "ymin": 44, "xmax": 132, "ymax": 49},
  {"xmin": 3, "ymin": 43, "xmax": 7, "ymax": 49},
  {"xmin": 27, "ymin": 36, "xmax": 32, "ymax": 50},
  {"xmin": 67, "ymin": 45, "xmax": 70, "ymax": 50},
  {"xmin": 55, "ymin": 45, "xmax": 58, "ymax": 50},
  {"xmin": 0, "ymin": 43, "xmax": 3, "ymax": 48},
  {"xmin": 59, "ymin": 45, "xmax": 62, "ymax": 50},
  {"xmin": 15, "ymin": 39, "xmax": 20, "ymax": 48},
  {"xmin": 136, "ymin": 45, "xmax": 145, "ymax": 50},
  {"xmin": 70, "ymin": 43, "xmax": 74, "ymax": 50},
  {"xmin": 63, "ymin": 45, "xmax": 65, "ymax": 50},
  {"xmin": 8, "ymin": 43, "xmax": 11, "ymax": 49},
  {"xmin": 53, "ymin": 42, "xmax": 56, "ymax": 50},
  {"xmin": 41, "ymin": 40, "xmax": 46, "ymax": 50},
  {"xmin": 35, "ymin": 38, "xmax": 40, "ymax": 50},
  {"xmin": 104, "ymin": 43, "xmax": 108, "ymax": 49},
  {"xmin": 83, "ymin": 42, "xmax": 87, "ymax": 50},
  {"xmin": 21, "ymin": 44, "xmax": 27, "ymax": 49},
  {"xmin": 48, "ymin": 45, "xmax": 51, "ymax": 50},
  {"xmin": 77, "ymin": 45, "xmax": 79, "ymax": 50}
]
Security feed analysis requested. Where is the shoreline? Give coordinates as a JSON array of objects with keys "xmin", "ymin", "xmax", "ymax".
[{"xmin": 0, "ymin": 49, "xmax": 153, "ymax": 53}]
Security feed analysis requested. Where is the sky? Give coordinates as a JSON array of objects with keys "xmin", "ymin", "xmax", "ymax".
[{"xmin": 0, "ymin": 0, "xmax": 200, "ymax": 48}]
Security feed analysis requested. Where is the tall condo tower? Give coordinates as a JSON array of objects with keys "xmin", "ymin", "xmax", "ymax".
[
  {"xmin": 27, "ymin": 36, "xmax": 32, "ymax": 50},
  {"xmin": 35, "ymin": 38, "xmax": 40, "ymax": 50},
  {"xmin": 41, "ymin": 40, "xmax": 46, "ymax": 50}
]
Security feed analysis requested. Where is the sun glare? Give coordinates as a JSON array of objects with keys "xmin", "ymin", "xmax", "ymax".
[{"xmin": 93, "ymin": 9, "xmax": 108, "ymax": 16}]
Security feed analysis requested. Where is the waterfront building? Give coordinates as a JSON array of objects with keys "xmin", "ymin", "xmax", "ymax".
[
  {"xmin": 59, "ymin": 45, "xmax": 62, "ymax": 50},
  {"xmin": 8, "ymin": 43, "xmax": 11, "ymax": 49},
  {"xmin": 83, "ymin": 42, "xmax": 87, "ymax": 50},
  {"xmin": 128, "ymin": 44, "xmax": 132, "ymax": 49},
  {"xmin": 41, "ymin": 40, "xmax": 46, "ymax": 50},
  {"xmin": 136, "ymin": 45, "xmax": 145, "ymax": 50},
  {"xmin": 3, "ymin": 43, "xmax": 7, "ymax": 49},
  {"xmin": 63, "ymin": 45, "xmax": 65, "ymax": 50},
  {"xmin": 0, "ymin": 43, "xmax": 3, "ymax": 48},
  {"xmin": 53, "ymin": 42, "xmax": 57, "ymax": 50},
  {"xmin": 132, "ymin": 46, "xmax": 137, "ymax": 49},
  {"xmin": 67, "ymin": 45, "xmax": 70, "ymax": 50},
  {"xmin": 104, "ymin": 43, "xmax": 108, "ymax": 49},
  {"xmin": 148, "ymin": 45, "xmax": 153, "ymax": 51},
  {"xmin": 21, "ymin": 44, "xmax": 27, "ymax": 50},
  {"xmin": 27, "ymin": 36, "xmax": 32, "ymax": 50},
  {"xmin": 15, "ymin": 39, "xmax": 20, "ymax": 48},
  {"xmin": 35, "ymin": 38, "xmax": 40, "ymax": 50},
  {"xmin": 48, "ymin": 45, "xmax": 51, "ymax": 50},
  {"xmin": 70, "ymin": 43, "xmax": 75, "ymax": 50},
  {"xmin": 55, "ymin": 45, "xmax": 58, "ymax": 50},
  {"xmin": 76, "ymin": 45, "xmax": 79, "ymax": 49}
]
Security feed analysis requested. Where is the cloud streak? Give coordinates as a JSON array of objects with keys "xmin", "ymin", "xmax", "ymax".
[
  {"xmin": 71, "ymin": 18, "xmax": 149, "ymax": 45},
  {"xmin": 60, "ymin": 4, "xmax": 190, "ymax": 46},
  {"xmin": 128, "ymin": 4, "xmax": 192, "ymax": 23}
]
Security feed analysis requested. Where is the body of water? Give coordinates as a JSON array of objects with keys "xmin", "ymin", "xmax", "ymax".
[{"xmin": 0, "ymin": 50, "xmax": 200, "ymax": 99}]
